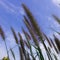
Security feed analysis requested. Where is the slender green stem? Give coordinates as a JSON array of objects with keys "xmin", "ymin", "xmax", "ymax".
[{"xmin": 4, "ymin": 41, "xmax": 10, "ymax": 60}]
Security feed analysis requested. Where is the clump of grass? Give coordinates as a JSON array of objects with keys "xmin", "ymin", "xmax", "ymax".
[
  {"xmin": 0, "ymin": 3, "xmax": 60, "ymax": 60},
  {"xmin": 22, "ymin": 4, "xmax": 53, "ymax": 60}
]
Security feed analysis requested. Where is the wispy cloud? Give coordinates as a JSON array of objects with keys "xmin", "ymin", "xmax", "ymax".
[
  {"xmin": 52, "ymin": 0, "xmax": 60, "ymax": 7},
  {"xmin": 0, "ymin": 0, "xmax": 16, "ymax": 13},
  {"xmin": 0, "ymin": 0, "xmax": 24, "ymax": 15}
]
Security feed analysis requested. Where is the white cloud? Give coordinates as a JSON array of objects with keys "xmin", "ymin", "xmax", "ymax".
[{"xmin": 52, "ymin": 0, "xmax": 60, "ymax": 7}]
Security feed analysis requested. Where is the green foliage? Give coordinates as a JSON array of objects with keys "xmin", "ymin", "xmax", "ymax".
[{"xmin": 2, "ymin": 57, "xmax": 9, "ymax": 60}]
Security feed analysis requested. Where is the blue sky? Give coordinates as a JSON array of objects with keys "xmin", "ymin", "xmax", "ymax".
[{"xmin": 0, "ymin": 0, "xmax": 60, "ymax": 60}]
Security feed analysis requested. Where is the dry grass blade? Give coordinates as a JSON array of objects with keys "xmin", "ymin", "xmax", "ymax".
[
  {"xmin": 26, "ymin": 52, "xmax": 30, "ymax": 60},
  {"xmin": 53, "ymin": 54, "xmax": 58, "ymax": 60},
  {"xmin": 24, "ymin": 40, "xmax": 30, "ymax": 49},
  {"xmin": 50, "ymin": 38, "xmax": 59, "ymax": 54},
  {"xmin": 43, "ymin": 33, "xmax": 52, "ymax": 47},
  {"xmin": 10, "ymin": 48, "xmax": 15, "ymax": 60},
  {"xmin": 22, "ymin": 27, "xmax": 31, "ymax": 49},
  {"xmin": 24, "ymin": 19, "xmax": 39, "ymax": 47},
  {"xmin": 53, "ymin": 15, "xmax": 60, "ymax": 24},
  {"xmin": 53, "ymin": 35, "xmax": 60, "ymax": 52},
  {"xmin": 0, "ymin": 26, "xmax": 5, "ymax": 40},
  {"xmin": 11, "ymin": 27, "xmax": 18, "ymax": 44},
  {"xmin": 18, "ymin": 32, "xmax": 25, "ymax": 53},
  {"xmin": 20, "ymin": 47, "xmax": 24, "ymax": 60},
  {"xmin": 22, "ymin": 27, "xmax": 31, "ymax": 40},
  {"xmin": 48, "ymin": 47, "xmax": 51, "ymax": 53},
  {"xmin": 23, "ymin": 16, "xmax": 31, "ymax": 27},
  {"xmin": 18, "ymin": 32, "xmax": 27, "ymax": 60}
]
